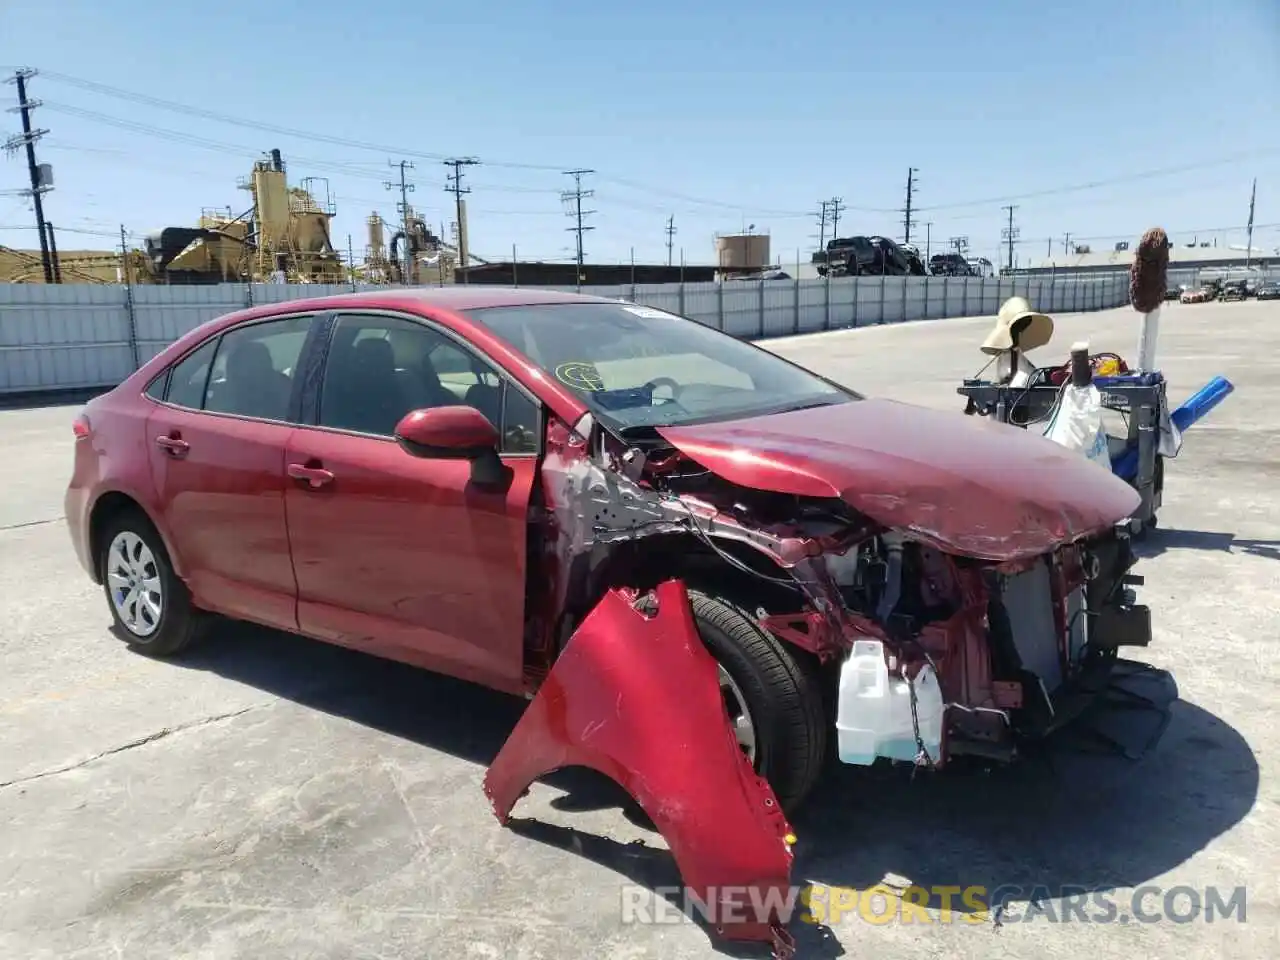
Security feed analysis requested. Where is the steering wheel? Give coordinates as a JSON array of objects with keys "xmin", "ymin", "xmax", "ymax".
[{"xmin": 643, "ymin": 377, "xmax": 684, "ymax": 404}]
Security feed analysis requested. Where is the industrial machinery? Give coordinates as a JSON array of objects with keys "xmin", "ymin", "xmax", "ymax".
[
  {"xmin": 233, "ymin": 150, "xmax": 344, "ymax": 283},
  {"xmin": 132, "ymin": 149, "xmax": 346, "ymax": 285}
]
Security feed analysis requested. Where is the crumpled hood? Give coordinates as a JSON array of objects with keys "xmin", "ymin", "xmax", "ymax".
[{"xmin": 657, "ymin": 398, "xmax": 1140, "ymax": 561}]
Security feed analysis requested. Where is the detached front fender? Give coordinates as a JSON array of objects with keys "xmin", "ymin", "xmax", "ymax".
[{"xmin": 483, "ymin": 580, "xmax": 797, "ymax": 954}]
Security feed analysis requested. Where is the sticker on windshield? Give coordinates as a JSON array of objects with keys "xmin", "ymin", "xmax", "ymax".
[
  {"xmin": 621, "ymin": 306, "xmax": 678, "ymax": 321},
  {"xmin": 555, "ymin": 361, "xmax": 606, "ymax": 392}
]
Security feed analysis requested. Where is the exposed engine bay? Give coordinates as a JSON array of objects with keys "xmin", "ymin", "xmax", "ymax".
[
  {"xmin": 486, "ymin": 406, "xmax": 1156, "ymax": 957},
  {"xmin": 522, "ymin": 410, "xmax": 1152, "ymax": 766}
]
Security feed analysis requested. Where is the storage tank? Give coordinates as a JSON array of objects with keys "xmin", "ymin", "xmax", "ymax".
[
  {"xmin": 715, "ymin": 233, "xmax": 771, "ymax": 271},
  {"xmin": 367, "ymin": 212, "xmax": 384, "ymax": 253},
  {"xmin": 252, "ymin": 160, "xmax": 290, "ymax": 248}
]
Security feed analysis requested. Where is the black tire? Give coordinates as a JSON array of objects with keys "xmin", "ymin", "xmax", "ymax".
[
  {"xmin": 688, "ymin": 589, "xmax": 826, "ymax": 814},
  {"xmin": 99, "ymin": 509, "xmax": 204, "ymax": 658}
]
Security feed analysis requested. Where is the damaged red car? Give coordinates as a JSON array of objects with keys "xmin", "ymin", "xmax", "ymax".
[{"xmin": 66, "ymin": 288, "xmax": 1155, "ymax": 952}]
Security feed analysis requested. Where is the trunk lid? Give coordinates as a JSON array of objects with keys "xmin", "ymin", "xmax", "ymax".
[{"xmin": 658, "ymin": 398, "xmax": 1139, "ymax": 561}]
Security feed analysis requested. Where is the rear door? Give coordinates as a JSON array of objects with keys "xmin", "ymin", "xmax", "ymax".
[
  {"xmin": 284, "ymin": 310, "xmax": 539, "ymax": 694},
  {"xmin": 147, "ymin": 312, "xmax": 317, "ymax": 631}
]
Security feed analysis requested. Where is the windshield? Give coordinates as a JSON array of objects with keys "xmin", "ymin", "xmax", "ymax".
[{"xmin": 467, "ymin": 301, "xmax": 853, "ymax": 429}]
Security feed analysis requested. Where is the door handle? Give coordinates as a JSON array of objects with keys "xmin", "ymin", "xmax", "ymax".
[
  {"xmin": 155, "ymin": 435, "xmax": 190, "ymax": 457},
  {"xmin": 288, "ymin": 462, "xmax": 335, "ymax": 489}
]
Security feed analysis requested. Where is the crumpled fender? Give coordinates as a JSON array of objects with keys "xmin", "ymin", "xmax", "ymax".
[{"xmin": 483, "ymin": 580, "xmax": 797, "ymax": 955}]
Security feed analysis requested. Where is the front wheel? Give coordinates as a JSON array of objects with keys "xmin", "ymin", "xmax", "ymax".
[
  {"xmin": 99, "ymin": 510, "xmax": 204, "ymax": 658},
  {"xmin": 688, "ymin": 590, "xmax": 827, "ymax": 814}
]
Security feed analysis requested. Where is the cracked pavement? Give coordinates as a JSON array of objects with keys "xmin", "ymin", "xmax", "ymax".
[{"xmin": 1, "ymin": 302, "xmax": 1276, "ymax": 959}]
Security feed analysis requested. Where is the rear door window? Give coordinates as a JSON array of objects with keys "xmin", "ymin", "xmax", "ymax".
[
  {"xmin": 164, "ymin": 338, "xmax": 219, "ymax": 410},
  {"xmin": 203, "ymin": 315, "xmax": 313, "ymax": 421}
]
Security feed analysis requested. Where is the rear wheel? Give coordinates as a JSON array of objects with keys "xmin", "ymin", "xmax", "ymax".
[
  {"xmin": 688, "ymin": 589, "xmax": 826, "ymax": 814},
  {"xmin": 99, "ymin": 510, "xmax": 203, "ymax": 658}
]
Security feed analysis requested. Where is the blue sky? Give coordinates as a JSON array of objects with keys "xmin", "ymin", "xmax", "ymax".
[{"xmin": 2, "ymin": 0, "xmax": 1278, "ymax": 268}]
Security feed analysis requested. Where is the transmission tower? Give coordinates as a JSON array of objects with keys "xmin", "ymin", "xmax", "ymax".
[
  {"xmin": 444, "ymin": 157, "xmax": 479, "ymax": 279},
  {"xmin": 561, "ymin": 169, "xmax": 595, "ymax": 280},
  {"xmin": 384, "ymin": 160, "xmax": 415, "ymax": 284},
  {"xmin": 4, "ymin": 69, "xmax": 55, "ymax": 283},
  {"xmin": 903, "ymin": 167, "xmax": 919, "ymax": 244},
  {"xmin": 665, "ymin": 215, "xmax": 677, "ymax": 267},
  {"xmin": 1001, "ymin": 204, "xmax": 1020, "ymax": 272}
]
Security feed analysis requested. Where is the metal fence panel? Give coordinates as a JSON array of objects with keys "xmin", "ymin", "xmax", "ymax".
[{"xmin": 3, "ymin": 266, "xmax": 1267, "ymax": 395}]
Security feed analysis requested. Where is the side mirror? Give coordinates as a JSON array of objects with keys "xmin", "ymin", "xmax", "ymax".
[
  {"xmin": 395, "ymin": 406, "xmax": 500, "ymax": 460},
  {"xmin": 395, "ymin": 406, "xmax": 509, "ymax": 488}
]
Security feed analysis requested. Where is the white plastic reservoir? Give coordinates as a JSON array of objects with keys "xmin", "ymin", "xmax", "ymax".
[{"xmin": 835, "ymin": 639, "xmax": 944, "ymax": 766}]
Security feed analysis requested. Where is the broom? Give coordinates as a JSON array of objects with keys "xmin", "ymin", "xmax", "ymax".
[{"xmin": 1130, "ymin": 227, "xmax": 1169, "ymax": 371}]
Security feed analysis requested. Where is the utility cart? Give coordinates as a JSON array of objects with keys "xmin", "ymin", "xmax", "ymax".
[{"xmin": 957, "ymin": 373, "xmax": 1169, "ymax": 536}]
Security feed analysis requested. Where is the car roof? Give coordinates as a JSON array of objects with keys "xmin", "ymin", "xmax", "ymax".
[{"xmin": 267, "ymin": 286, "xmax": 618, "ymax": 312}]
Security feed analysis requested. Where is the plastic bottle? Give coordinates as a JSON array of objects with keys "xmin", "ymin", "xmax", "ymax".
[
  {"xmin": 1043, "ymin": 342, "xmax": 1111, "ymax": 469},
  {"xmin": 835, "ymin": 639, "xmax": 945, "ymax": 766}
]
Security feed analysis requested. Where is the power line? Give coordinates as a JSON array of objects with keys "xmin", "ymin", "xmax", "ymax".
[
  {"xmin": 4, "ymin": 68, "xmax": 54, "ymax": 282},
  {"xmin": 32, "ymin": 96, "xmax": 1275, "ymax": 233},
  {"xmin": 903, "ymin": 167, "xmax": 918, "ymax": 245},
  {"xmin": 33, "ymin": 70, "xmax": 565, "ymax": 172},
  {"xmin": 443, "ymin": 157, "xmax": 479, "ymax": 276},
  {"xmin": 664, "ymin": 215, "xmax": 677, "ymax": 267},
  {"xmin": 561, "ymin": 169, "xmax": 595, "ymax": 282}
]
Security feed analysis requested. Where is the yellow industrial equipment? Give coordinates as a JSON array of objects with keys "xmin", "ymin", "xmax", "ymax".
[
  {"xmin": 2, "ymin": 148, "xmax": 441, "ymax": 285},
  {"xmin": 233, "ymin": 150, "xmax": 345, "ymax": 283}
]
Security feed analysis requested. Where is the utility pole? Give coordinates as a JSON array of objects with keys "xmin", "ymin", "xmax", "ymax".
[
  {"xmin": 1001, "ymin": 204, "xmax": 1019, "ymax": 273},
  {"xmin": 1245, "ymin": 178, "xmax": 1257, "ymax": 268},
  {"xmin": 923, "ymin": 221, "xmax": 933, "ymax": 259},
  {"xmin": 444, "ymin": 157, "xmax": 479, "ymax": 281},
  {"xmin": 1063, "ymin": 232, "xmax": 1073, "ymax": 255},
  {"xmin": 828, "ymin": 197, "xmax": 845, "ymax": 241},
  {"xmin": 903, "ymin": 168, "xmax": 919, "ymax": 244},
  {"xmin": 815, "ymin": 200, "xmax": 830, "ymax": 251},
  {"xmin": 385, "ymin": 160, "xmax": 415, "ymax": 284},
  {"xmin": 561, "ymin": 169, "xmax": 595, "ymax": 282},
  {"xmin": 665, "ymin": 215, "xmax": 677, "ymax": 267},
  {"xmin": 4, "ymin": 68, "xmax": 54, "ymax": 283},
  {"xmin": 45, "ymin": 221, "xmax": 61, "ymax": 283}
]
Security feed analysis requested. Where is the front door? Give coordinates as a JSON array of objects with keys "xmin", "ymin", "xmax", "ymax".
[
  {"xmin": 284, "ymin": 311, "xmax": 539, "ymax": 694},
  {"xmin": 147, "ymin": 313, "xmax": 315, "ymax": 631}
]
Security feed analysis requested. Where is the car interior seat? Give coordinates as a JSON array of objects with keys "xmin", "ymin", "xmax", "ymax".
[
  {"xmin": 219, "ymin": 339, "xmax": 292, "ymax": 419},
  {"xmin": 323, "ymin": 336, "xmax": 409, "ymax": 435},
  {"xmin": 463, "ymin": 380, "xmax": 503, "ymax": 430},
  {"xmin": 410, "ymin": 353, "xmax": 464, "ymax": 410}
]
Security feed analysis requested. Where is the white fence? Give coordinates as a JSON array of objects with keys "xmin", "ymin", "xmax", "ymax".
[{"xmin": 0, "ymin": 271, "xmax": 1135, "ymax": 396}]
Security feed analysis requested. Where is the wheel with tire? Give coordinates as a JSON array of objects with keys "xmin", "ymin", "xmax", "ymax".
[
  {"xmin": 688, "ymin": 589, "xmax": 827, "ymax": 814},
  {"xmin": 99, "ymin": 510, "xmax": 203, "ymax": 658}
]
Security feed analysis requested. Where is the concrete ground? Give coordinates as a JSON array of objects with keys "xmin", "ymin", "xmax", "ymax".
[{"xmin": 1, "ymin": 300, "xmax": 1275, "ymax": 959}]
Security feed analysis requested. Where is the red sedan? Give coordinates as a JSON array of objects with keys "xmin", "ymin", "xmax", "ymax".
[{"xmin": 66, "ymin": 287, "xmax": 1158, "ymax": 952}]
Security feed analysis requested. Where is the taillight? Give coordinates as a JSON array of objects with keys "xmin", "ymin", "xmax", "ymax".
[{"xmin": 72, "ymin": 414, "xmax": 91, "ymax": 441}]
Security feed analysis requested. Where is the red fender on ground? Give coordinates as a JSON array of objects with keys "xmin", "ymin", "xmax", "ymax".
[{"xmin": 483, "ymin": 580, "xmax": 797, "ymax": 955}]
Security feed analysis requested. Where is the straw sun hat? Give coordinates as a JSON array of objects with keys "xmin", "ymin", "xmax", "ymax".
[{"xmin": 980, "ymin": 296, "xmax": 1054, "ymax": 355}]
